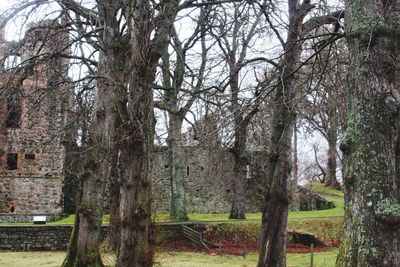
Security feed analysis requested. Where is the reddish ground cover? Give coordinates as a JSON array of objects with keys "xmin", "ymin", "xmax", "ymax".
[{"xmin": 159, "ymin": 236, "xmax": 332, "ymax": 255}]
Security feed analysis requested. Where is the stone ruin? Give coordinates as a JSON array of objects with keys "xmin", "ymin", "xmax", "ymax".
[
  {"xmin": 0, "ymin": 20, "xmax": 334, "ymax": 222},
  {"xmin": 0, "ymin": 20, "xmax": 70, "ymax": 222}
]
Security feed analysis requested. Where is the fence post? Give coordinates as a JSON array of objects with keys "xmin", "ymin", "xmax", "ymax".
[{"xmin": 310, "ymin": 243, "xmax": 314, "ymax": 267}]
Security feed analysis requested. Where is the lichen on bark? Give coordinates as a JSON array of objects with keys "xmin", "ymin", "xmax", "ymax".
[{"xmin": 337, "ymin": 1, "xmax": 400, "ymax": 266}]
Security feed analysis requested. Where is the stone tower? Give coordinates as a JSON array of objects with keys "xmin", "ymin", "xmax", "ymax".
[{"xmin": 0, "ymin": 20, "xmax": 69, "ymax": 222}]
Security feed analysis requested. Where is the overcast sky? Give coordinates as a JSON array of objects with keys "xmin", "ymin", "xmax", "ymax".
[{"xmin": 0, "ymin": 1, "xmax": 18, "ymax": 11}]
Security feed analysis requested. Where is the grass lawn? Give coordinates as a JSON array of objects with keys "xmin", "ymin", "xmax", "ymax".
[
  {"xmin": 36, "ymin": 183, "xmax": 343, "ymax": 226},
  {"xmin": 0, "ymin": 250, "xmax": 338, "ymax": 267},
  {"xmin": 0, "ymin": 182, "xmax": 344, "ymax": 246}
]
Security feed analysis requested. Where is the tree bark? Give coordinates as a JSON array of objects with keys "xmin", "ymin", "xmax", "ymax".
[
  {"xmin": 106, "ymin": 117, "xmax": 122, "ymax": 251},
  {"xmin": 116, "ymin": 0, "xmax": 180, "ymax": 265},
  {"xmin": 62, "ymin": 67, "xmax": 113, "ymax": 267},
  {"xmin": 325, "ymin": 122, "xmax": 338, "ymax": 187},
  {"xmin": 168, "ymin": 114, "xmax": 188, "ymax": 221},
  {"xmin": 230, "ymin": 123, "xmax": 248, "ymax": 219},
  {"xmin": 337, "ymin": 1, "xmax": 400, "ymax": 266},
  {"xmin": 116, "ymin": 61, "xmax": 156, "ymax": 267},
  {"xmin": 257, "ymin": 67, "xmax": 294, "ymax": 267},
  {"xmin": 257, "ymin": 1, "xmax": 312, "ymax": 266},
  {"xmin": 62, "ymin": 178, "xmax": 83, "ymax": 267},
  {"xmin": 62, "ymin": 1, "xmax": 126, "ymax": 264}
]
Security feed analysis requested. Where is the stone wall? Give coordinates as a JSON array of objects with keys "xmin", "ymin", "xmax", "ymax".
[
  {"xmin": 0, "ymin": 21, "xmax": 69, "ymax": 222},
  {"xmin": 0, "ymin": 226, "xmax": 73, "ymax": 251},
  {"xmin": 0, "ymin": 224, "xmax": 183, "ymax": 251},
  {"xmin": 0, "ymin": 177, "xmax": 63, "ymax": 215},
  {"xmin": 152, "ymin": 145, "xmax": 263, "ymax": 214},
  {"xmin": 0, "ymin": 214, "xmax": 62, "ymax": 223}
]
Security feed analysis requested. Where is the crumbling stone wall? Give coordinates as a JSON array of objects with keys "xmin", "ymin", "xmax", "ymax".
[
  {"xmin": 152, "ymin": 145, "xmax": 263, "ymax": 213},
  {"xmin": 0, "ymin": 20, "xmax": 69, "ymax": 221}
]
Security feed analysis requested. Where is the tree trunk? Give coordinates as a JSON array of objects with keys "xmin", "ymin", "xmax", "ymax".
[
  {"xmin": 257, "ymin": 1, "xmax": 311, "ymax": 265},
  {"xmin": 62, "ymin": 178, "xmax": 83, "ymax": 267},
  {"xmin": 230, "ymin": 125, "xmax": 248, "ymax": 219},
  {"xmin": 74, "ymin": 150, "xmax": 107, "ymax": 266},
  {"xmin": 115, "ymin": 0, "xmax": 180, "ymax": 265},
  {"xmin": 116, "ymin": 66, "xmax": 155, "ymax": 267},
  {"xmin": 229, "ymin": 61, "xmax": 248, "ymax": 219},
  {"xmin": 337, "ymin": 1, "xmax": 400, "ymax": 266},
  {"xmin": 116, "ymin": 9, "xmax": 156, "ymax": 263},
  {"xmin": 257, "ymin": 77, "xmax": 294, "ymax": 267},
  {"xmin": 106, "ymin": 123, "xmax": 122, "ymax": 251},
  {"xmin": 325, "ymin": 123, "xmax": 338, "ymax": 187},
  {"xmin": 292, "ymin": 120, "xmax": 298, "ymax": 185},
  {"xmin": 168, "ymin": 114, "xmax": 188, "ymax": 221},
  {"xmin": 61, "ymin": 75, "xmax": 113, "ymax": 267},
  {"xmin": 230, "ymin": 158, "xmax": 247, "ymax": 219}
]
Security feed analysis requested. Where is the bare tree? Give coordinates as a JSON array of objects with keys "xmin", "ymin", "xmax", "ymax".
[
  {"xmin": 256, "ymin": 1, "xmax": 344, "ymax": 265},
  {"xmin": 300, "ymin": 35, "xmax": 348, "ymax": 188},
  {"xmin": 155, "ymin": 7, "xmax": 209, "ymax": 221},
  {"xmin": 207, "ymin": 1, "xmax": 267, "ymax": 219}
]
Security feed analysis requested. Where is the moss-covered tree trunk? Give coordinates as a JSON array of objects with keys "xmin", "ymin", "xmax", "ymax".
[{"xmin": 337, "ymin": 1, "xmax": 400, "ymax": 266}]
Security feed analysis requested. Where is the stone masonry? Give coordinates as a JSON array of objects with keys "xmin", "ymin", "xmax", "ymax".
[{"xmin": 0, "ymin": 20, "xmax": 69, "ymax": 222}]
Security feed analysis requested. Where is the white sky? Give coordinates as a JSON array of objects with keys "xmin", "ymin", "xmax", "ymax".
[{"xmin": 0, "ymin": 0, "xmax": 18, "ymax": 11}]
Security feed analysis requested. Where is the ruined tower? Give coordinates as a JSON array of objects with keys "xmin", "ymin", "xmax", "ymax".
[{"xmin": 0, "ymin": 20, "xmax": 69, "ymax": 222}]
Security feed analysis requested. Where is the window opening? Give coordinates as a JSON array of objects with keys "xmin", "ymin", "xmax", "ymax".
[
  {"xmin": 25, "ymin": 154, "xmax": 35, "ymax": 160},
  {"xmin": 5, "ymin": 95, "xmax": 21, "ymax": 128},
  {"xmin": 7, "ymin": 153, "xmax": 18, "ymax": 170},
  {"xmin": 186, "ymin": 166, "xmax": 190, "ymax": 176},
  {"xmin": 4, "ymin": 55, "xmax": 21, "ymax": 69}
]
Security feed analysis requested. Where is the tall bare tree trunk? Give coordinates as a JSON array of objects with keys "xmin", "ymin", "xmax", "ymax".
[
  {"xmin": 257, "ymin": 1, "xmax": 312, "ymax": 266},
  {"xmin": 62, "ymin": 65, "xmax": 113, "ymax": 267},
  {"xmin": 325, "ymin": 122, "xmax": 338, "ymax": 187},
  {"xmin": 230, "ymin": 123, "xmax": 248, "ymax": 219},
  {"xmin": 107, "ymin": 115, "xmax": 123, "ymax": 251},
  {"xmin": 62, "ymin": 1, "xmax": 125, "ymax": 264},
  {"xmin": 337, "ymin": 1, "xmax": 400, "ymax": 266},
  {"xmin": 116, "ymin": 0, "xmax": 180, "ymax": 265},
  {"xmin": 257, "ymin": 70, "xmax": 294, "ymax": 267},
  {"xmin": 168, "ymin": 114, "xmax": 188, "ymax": 221},
  {"xmin": 116, "ymin": 75, "xmax": 155, "ymax": 266}
]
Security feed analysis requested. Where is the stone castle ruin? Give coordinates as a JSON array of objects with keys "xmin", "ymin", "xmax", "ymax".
[
  {"xmin": 0, "ymin": 20, "xmax": 70, "ymax": 222},
  {"xmin": 0, "ymin": 21, "xmax": 333, "ymax": 222}
]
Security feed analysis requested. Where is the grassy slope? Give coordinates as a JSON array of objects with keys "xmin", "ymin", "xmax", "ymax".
[
  {"xmin": 39, "ymin": 183, "xmax": 343, "ymax": 225},
  {"xmin": 0, "ymin": 250, "xmax": 338, "ymax": 267}
]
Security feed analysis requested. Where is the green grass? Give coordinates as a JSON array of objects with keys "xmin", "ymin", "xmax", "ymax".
[
  {"xmin": 1, "ymin": 182, "xmax": 344, "ymax": 226},
  {"xmin": 0, "ymin": 250, "xmax": 338, "ymax": 267},
  {"xmin": 306, "ymin": 183, "xmax": 344, "ymax": 197}
]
